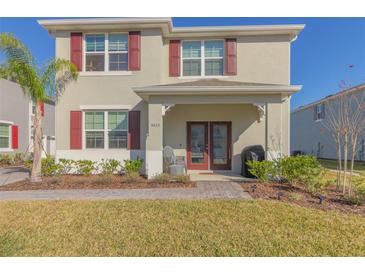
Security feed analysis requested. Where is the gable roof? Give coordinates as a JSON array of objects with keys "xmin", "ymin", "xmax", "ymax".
[{"xmin": 292, "ymin": 82, "xmax": 365, "ymax": 114}]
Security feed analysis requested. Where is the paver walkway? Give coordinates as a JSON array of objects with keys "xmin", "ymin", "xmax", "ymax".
[
  {"xmin": 0, "ymin": 167, "xmax": 29, "ymax": 186},
  {"xmin": 0, "ymin": 181, "xmax": 251, "ymax": 201}
]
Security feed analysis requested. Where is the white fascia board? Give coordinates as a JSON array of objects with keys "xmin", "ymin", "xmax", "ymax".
[
  {"xmin": 38, "ymin": 18, "xmax": 304, "ymax": 41},
  {"xmin": 0, "ymin": 120, "xmax": 14, "ymax": 125},
  {"xmin": 79, "ymin": 105, "xmax": 133, "ymax": 110}
]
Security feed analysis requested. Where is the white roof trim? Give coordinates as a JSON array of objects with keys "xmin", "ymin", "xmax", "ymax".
[
  {"xmin": 0, "ymin": 120, "xmax": 14, "ymax": 125},
  {"xmin": 38, "ymin": 18, "xmax": 304, "ymax": 40},
  {"xmin": 79, "ymin": 105, "xmax": 132, "ymax": 110}
]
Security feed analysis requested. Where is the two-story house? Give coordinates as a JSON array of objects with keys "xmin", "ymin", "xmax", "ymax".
[
  {"xmin": 0, "ymin": 79, "xmax": 56, "ymax": 157},
  {"xmin": 291, "ymin": 83, "xmax": 365, "ymax": 160},
  {"xmin": 39, "ymin": 18, "xmax": 304, "ymax": 178}
]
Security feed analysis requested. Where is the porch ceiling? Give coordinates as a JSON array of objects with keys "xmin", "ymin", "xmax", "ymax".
[{"xmin": 133, "ymin": 79, "xmax": 302, "ymax": 102}]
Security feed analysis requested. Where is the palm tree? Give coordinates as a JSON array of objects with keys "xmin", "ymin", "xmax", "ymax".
[{"xmin": 0, "ymin": 33, "xmax": 78, "ymax": 183}]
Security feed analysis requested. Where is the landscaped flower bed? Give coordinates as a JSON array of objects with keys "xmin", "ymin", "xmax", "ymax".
[
  {"xmin": 0, "ymin": 157, "xmax": 195, "ymax": 191},
  {"xmin": 0, "ymin": 153, "xmax": 26, "ymax": 168},
  {"xmin": 244, "ymin": 155, "xmax": 365, "ymax": 216},
  {"xmin": 241, "ymin": 181, "xmax": 365, "ymax": 216},
  {"xmin": 0, "ymin": 174, "xmax": 196, "ymax": 191}
]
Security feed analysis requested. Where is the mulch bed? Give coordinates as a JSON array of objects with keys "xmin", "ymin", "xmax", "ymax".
[
  {"xmin": 241, "ymin": 181, "xmax": 365, "ymax": 216},
  {"xmin": 0, "ymin": 175, "xmax": 196, "ymax": 191}
]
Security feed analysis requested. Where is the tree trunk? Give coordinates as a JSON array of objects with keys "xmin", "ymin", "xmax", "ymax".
[
  {"xmin": 349, "ymin": 133, "xmax": 358, "ymax": 196},
  {"xmin": 343, "ymin": 131, "xmax": 348, "ymax": 194},
  {"xmin": 336, "ymin": 131, "xmax": 342, "ymax": 191},
  {"xmin": 30, "ymin": 101, "xmax": 42, "ymax": 183}
]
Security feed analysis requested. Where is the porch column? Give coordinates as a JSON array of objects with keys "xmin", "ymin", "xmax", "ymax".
[
  {"xmin": 265, "ymin": 102, "xmax": 283, "ymax": 160},
  {"xmin": 146, "ymin": 103, "xmax": 163, "ymax": 178}
]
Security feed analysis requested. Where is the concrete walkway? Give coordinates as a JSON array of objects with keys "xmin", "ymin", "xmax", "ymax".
[
  {"xmin": 0, "ymin": 181, "xmax": 251, "ymax": 201},
  {"xmin": 0, "ymin": 167, "xmax": 29, "ymax": 186}
]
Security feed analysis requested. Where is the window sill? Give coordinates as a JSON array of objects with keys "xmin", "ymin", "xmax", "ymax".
[
  {"xmin": 79, "ymin": 71, "xmax": 133, "ymax": 77},
  {"xmin": 178, "ymin": 75, "xmax": 229, "ymax": 80},
  {"xmin": 315, "ymin": 119, "xmax": 323, "ymax": 122},
  {"xmin": 0, "ymin": 148, "xmax": 13, "ymax": 152}
]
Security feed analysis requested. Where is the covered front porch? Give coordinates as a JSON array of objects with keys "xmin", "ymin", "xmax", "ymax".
[{"xmin": 133, "ymin": 79, "xmax": 301, "ymax": 178}]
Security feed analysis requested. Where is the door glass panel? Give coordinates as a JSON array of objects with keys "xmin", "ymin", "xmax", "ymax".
[
  {"xmin": 191, "ymin": 125, "xmax": 205, "ymax": 164},
  {"xmin": 212, "ymin": 124, "xmax": 227, "ymax": 165}
]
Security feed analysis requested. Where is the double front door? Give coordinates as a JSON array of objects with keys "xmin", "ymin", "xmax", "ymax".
[{"xmin": 187, "ymin": 122, "xmax": 232, "ymax": 170}]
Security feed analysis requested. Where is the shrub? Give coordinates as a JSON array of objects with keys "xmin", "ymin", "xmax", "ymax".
[
  {"xmin": 124, "ymin": 159, "xmax": 143, "ymax": 175},
  {"xmin": 24, "ymin": 159, "xmax": 33, "ymax": 171},
  {"xmin": 247, "ymin": 160, "xmax": 276, "ymax": 182},
  {"xmin": 13, "ymin": 152, "xmax": 24, "ymax": 164},
  {"xmin": 124, "ymin": 171, "xmax": 140, "ymax": 183},
  {"xmin": 57, "ymin": 158, "xmax": 75, "ymax": 175},
  {"xmin": 348, "ymin": 179, "xmax": 365, "ymax": 205},
  {"xmin": 0, "ymin": 154, "xmax": 12, "ymax": 165},
  {"xmin": 279, "ymin": 155, "xmax": 326, "ymax": 194},
  {"xmin": 41, "ymin": 156, "xmax": 60, "ymax": 176},
  {"xmin": 99, "ymin": 159, "xmax": 121, "ymax": 175},
  {"xmin": 76, "ymin": 160, "xmax": 96, "ymax": 176},
  {"xmin": 174, "ymin": 174, "xmax": 190, "ymax": 184},
  {"xmin": 152, "ymin": 173, "xmax": 171, "ymax": 184}
]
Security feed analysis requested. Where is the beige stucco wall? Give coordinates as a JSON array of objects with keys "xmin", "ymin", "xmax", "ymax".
[
  {"xmin": 161, "ymin": 35, "xmax": 291, "ymax": 85},
  {"xmin": 55, "ymin": 29, "xmax": 165, "ymax": 150},
  {"xmin": 163, "ymin": 104, "xmax": 265, "ymax": 173},
  {"xmin": 53, "ymin": 27, "xmax": 292, "ymax": 173}
]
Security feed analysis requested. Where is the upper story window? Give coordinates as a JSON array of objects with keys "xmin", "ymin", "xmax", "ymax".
[
  {"xmin": 85, "ymin": 33, "xmax": 128, "ymax": 72},
  {"xmin": 0, "ymin": 124, "xmax": 10, "ymax": 149},
  {"xmin": 314, "ymin": 103, "xmax": 325, "ymax": 121},
  {"xmin": 182, "ymin": 40, "xmax": 224, "ymax": 77}
]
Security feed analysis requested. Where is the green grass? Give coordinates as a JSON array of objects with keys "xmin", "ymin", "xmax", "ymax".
[
  {"xmin": 319, "ymin": 158, "xmax": 365, "ymax": 172},
  {"xmin": 0, "ymin": 200, "xmax": 364, "ymax": 256}
]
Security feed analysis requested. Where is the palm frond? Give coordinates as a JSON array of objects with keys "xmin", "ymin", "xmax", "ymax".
[
  {"xmin": 6, "ymin": 60, "xmax": 44, "ymax": 101},
  {"xmin": 42, "ymin": 59, "xmax": 78, "ymax": 101},
  {"xmin": 0, "ymin": 33, "xmax": 33, "ymax": 65}
]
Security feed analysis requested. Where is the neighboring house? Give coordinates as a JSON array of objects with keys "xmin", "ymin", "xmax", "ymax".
[
  {"xmin": 291, "ymin": 83, "xmax": 365, "ymax": 160},
  {"xmin": 0, "ymin": 79, "xmax": 56, "ymax": 156},
  {"xmin": 39, "ymin": 18, "xmax": 304, "ymax": 178}
]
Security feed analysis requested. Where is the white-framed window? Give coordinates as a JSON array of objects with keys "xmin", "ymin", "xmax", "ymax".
[
  {"xmin": 315, "ymin": 103, "xmax": 325, "ymax": 121},
  {"xmin": 84, "ymin": 33, "xmax": 128, "ymax": 72},
  {"xmin": 181, "ymin": 40, "xmax": 224, "ymax": 77},
  {"xmin": 0, "ymin": 124, "xmax": 10, "ymax": 149},
  {"xmin": 84, "ymin": 111, "xmax": 128, "ymax": 149}
]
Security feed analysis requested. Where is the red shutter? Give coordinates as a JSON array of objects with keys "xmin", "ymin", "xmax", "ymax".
[
  {"xmin": 70, "ymin": 111, "xmax": 82, "ymax": 149},
  {"xmin": 11, "ymin": 125, "xmax": 18, "ymax": 149},
  {"xmin": 128, "ymin": 111, "xmax": 140, "ymax": 149},
  {"xmin": 169, "ymin": 40, "xmax": 180, "ymax": 77},
  {"xmin": 128, "ymin": 31, "xmax": 141, "ymax": 71},
  {"xmin": 40, "ymin": 101, "xmax": 44, "ymax": 117},
  {"xmin": 70, "ymin": 32, "xmax": 83, "ymax": 71},
  {"xmin": 225, "ymin": 38, "xmax": 237, "ymax": 75}
]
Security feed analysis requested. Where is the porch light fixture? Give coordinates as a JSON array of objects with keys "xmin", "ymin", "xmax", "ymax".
[
  {"xmin": 277, "ymin": 192, "xmax": 284, "ymax": 200},
  {"xmin": 319, "ymin": 195, "xmax": 325, "ymax": 204}
]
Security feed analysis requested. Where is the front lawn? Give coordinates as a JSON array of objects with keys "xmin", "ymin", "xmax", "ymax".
[
  {"xmin": 318, "ymin": 158, "xmax": 365, "ymax": 172},
  {"xmin": 0, "ymin": 200, "xmax": 364, "ymax": 256}
]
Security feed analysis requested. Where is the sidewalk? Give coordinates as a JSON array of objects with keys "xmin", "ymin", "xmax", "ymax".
[
  {"xmin": 0, "ymin": 167, "xmax": 29, "ymax": 186},
  {"xmin": 0, "ymin": 181, "xmax": 251, "ymax": 201}
]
